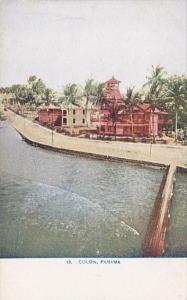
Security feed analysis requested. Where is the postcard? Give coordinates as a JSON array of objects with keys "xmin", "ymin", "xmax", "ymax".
[{"xmin": 0, "ymin": 0, "xmax": 186, "ymax": 299}]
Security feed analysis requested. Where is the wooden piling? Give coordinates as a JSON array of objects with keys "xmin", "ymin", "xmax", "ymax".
[{"xmin": 143, "ymin": 164, "xmax": 177, "ymax": 257}]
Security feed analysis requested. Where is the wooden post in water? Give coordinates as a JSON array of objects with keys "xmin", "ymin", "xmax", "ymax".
[{"xmin": 143, "ymin": 164, "xmax": 176, "ymax": 257}]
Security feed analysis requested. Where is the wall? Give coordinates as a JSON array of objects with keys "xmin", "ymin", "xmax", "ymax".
[
  {"xmin": 38, "ymin": 109, "xmax": 62, "ymax": 126},
  {"xmin": 62, "ymin": 107, "xmax": 91, "ymax": 128}
]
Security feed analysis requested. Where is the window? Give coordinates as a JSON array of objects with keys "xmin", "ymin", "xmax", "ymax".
[
  {"xmin": 73, "ymin": 109, "xmax": 76, "ymax": 115},
  {"xmin": 63, "ymin": 118, "xmax": 67, "ymax": 125},
  {"xmin": 73, "ymin": 118, "xmax": 76, "ymax": 124},
  {"xmin": 63, "ymin": 110, "xmax": 67, "ymax": 116},
  {"xmin": 82, "ymin": 118, "xmax": 85, "ymax": 124},
  {"xmin": 83, "ymin": 109, "xmax": 85, "ymax": 115}
]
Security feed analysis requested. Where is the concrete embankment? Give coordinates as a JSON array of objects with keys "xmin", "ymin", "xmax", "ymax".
[
  {"xmin": 143, "ymin": 164, "xmax": 177, "ymax": 256},
  {"xmin": 5, "ymin": 110, "xmax": 187, "ymax": 168}
]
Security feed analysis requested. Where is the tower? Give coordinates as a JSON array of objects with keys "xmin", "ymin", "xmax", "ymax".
[{"xmin": 102, "ymin": 76, "xmax": 124, "ymax": 104}]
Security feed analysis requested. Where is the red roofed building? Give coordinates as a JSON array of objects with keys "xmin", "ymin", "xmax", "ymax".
[
  {"xmin": 101, "ymin": 76, "xmax": 124, "ymax": 105},
  {"xmin": 37, "ymin": 105, "xmax": 62, "ymax": 127},
  {"xmin": 91, "ymin": 77, "xmax": 172, "ymax": 138}
]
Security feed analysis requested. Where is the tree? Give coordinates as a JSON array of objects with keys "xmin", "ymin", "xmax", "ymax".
[
  {"xmin": 61, "ymin": 83, "xmax": 81, "ymax": 131},
  {"xmin": 27, "ymin": 76, "xmax": 47, "ymax": 106},
  {"xmin": 10, "ymin": 84, "xmax": 27, "ymax": 103},
  {"xmin": 82, "ymin": 79, "xmax": 97, "ymax": 126},
  {"xmin": 62, "ymin": 83, "xmax": 80, "ymax": 106},
  {"xmin": 81, "ymin": 80, "xmax": 105, "ymax": 127},
  {"xmin": 162, "ymin": 75, "xmax": 187, "ymax": 142},
  {"xmin": 0, "ymin": 87, "xmax": 7, "ymax": 93},
  {"xmin": 107, "ymin": 101, "xmax": 123, "ymax": 140},
  {"xmin": 143, "ymin": 65, "xmax": 167, "ymax": 141},
  {"xmin": 43, "ymin": 88, "xmax": 55, "ymax": 106},
  {"xmin": 28, "ymin": 75, "xmax": 38, "ymax": 85},
  {"xmin": 125, "ymin": 87, "xmax": 142, "ymax": 137},
  {"xmin": 92, "ymin": 82, "xmax": 105, "ymax": 106}
]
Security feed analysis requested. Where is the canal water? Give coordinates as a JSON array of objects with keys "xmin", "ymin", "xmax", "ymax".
[
  {"xmin": 0, "ymin": 122, "xmax": 164, "ymax": 257},
  {"xmin": 165, "ymin": 173, "xmax": 187, "ymax": 257}
]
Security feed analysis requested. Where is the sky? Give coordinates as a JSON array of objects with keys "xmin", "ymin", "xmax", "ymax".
[{"xmin": 0, "ymin": 0, "xmax": 186, "ymax": 92}]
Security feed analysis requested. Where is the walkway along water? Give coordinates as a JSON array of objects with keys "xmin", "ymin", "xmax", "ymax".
[
  {"xmin": 6, "ymin": 109, "xmax": 187, "ymax": 167},
  {"xmin": 4, "ymin": 110, "xmax": 187, "ymax": 256}
]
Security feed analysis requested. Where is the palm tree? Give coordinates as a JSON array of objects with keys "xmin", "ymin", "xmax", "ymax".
[
  {"xmin": 27, "ymin": 76, "xmax": 46, "ymax": 107},
  {"xmin": 93, "ymin": 82, "xmax": 105, "ymax": 106},
  {"xmin": 9, "ymin": 84, "xmax": 29, "ymax": 114},
  {"xmin": 43, "ymin": 88, "xmax": 55, "ymax": 106},
  {"xmin": 162, "ymin": 75, "xmax": 187, "ymax": 142},
  {"xmin": 107, "ymin": 101, "xmax": 123, "ymax": 140},
  {"xmin": 62, "ymin": 83, "xmax": 80, "ymax": 131},
  {"xmin": 125, "ymin": 87, "xmax": 141, "ymax": 138},
  {"xmin": 81, "ymin": 80, "xmax": 105, "ymax": 128},
  {"xmin": 62, "ymin": 83, "xmax": 80, "ymax": 106},
  {"xmin": 143, "ymin": 65, "xmax": 166, "ymax": 141},
  {"xmin": 82, "ymin": 79, "xmax": 97, "ymax": 126}
]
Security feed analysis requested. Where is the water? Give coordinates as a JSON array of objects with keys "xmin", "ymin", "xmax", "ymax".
[
  {"xmin": 165, "ymin": 173, "xmax": 187, "ymax": 257},
  {"xmin": 0, "ymin": 122, "xmax": 163, "ymax": 257}
]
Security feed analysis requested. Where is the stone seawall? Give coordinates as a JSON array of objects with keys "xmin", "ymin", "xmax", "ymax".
[{"xmin": 6, "ymin": 109, "xmax": 187, "ymax": 167}]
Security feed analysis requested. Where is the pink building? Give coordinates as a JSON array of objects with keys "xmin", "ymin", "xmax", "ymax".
[{"xmin": 91, "ymin": 77, "xmax": 171, "ymax": 137}]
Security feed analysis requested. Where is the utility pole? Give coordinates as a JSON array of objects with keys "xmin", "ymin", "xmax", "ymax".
[
  {"xmin": 51, "ymin": 107, "xmax": 54, "ymax": 145},
  {"xmin": 150, "ymin": 140, "xmax": 153, "ymax": 157}
]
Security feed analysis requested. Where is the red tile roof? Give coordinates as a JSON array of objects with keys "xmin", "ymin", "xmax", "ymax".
[
  {"xmin": 112, "ymin": 90, "xmax": 123, "ymax": 100},
  {"xmin": 103, "ymin": 89, "xmax": 124, "ymax": 100},
  {"xmin": 137, "ymin": 104, "xmax": 166, "ymax": 114},
  {"xmin": 105, "ymin": 76, "xmax": 121, "ymax": 84}
]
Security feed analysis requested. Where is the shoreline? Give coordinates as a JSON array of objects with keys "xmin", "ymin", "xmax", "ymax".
[
  {"xmin": 2, "ymin": 109, "xmax": 187, "ymax": 257},
  {"xmin": 19, "ymin": 130, "xmax": 166, "ymax": 169},
  {"xmin": 5, "ymin": 109, "xmax": 187, "ymax": 169}
]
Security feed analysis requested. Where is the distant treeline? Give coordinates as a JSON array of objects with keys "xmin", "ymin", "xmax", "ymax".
[{"xmin": 0, "ymin": 65, "xmax": 187, "ymax": 129}]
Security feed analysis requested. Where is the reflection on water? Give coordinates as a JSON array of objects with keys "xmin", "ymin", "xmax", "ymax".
[
  {"xmin": 0, "ymin": 122, "xmax": 163, "ymax": 257},
  {"xmin": 165, "ymin": 173, "xmax": 187, "ymax": 257}
]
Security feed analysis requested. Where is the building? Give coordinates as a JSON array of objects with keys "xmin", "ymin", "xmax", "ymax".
[
  {"xmin": 37, "ymin": 105, "xmax": 62, "ymax": 127},
  {"xmin": 91, "ymin": 76, "xmax": 172, "ymax": 138},
  {"xmin": 37, "ymin": 104, "xmax": 91, "ymax": 130},
  {"xmin": 61, "ymin": 105, "xmax": 91, "ymax": 128},
  {"xmin": 101, "ymin": 76, "xmax": 124, "ymax": 105}
]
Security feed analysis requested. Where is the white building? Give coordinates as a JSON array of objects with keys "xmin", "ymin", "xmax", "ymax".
[{"xmin": 61, "ymin": 105, "xmax": 91, "ymax": 128}]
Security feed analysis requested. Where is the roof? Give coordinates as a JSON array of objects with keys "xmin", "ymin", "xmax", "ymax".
[
  {"xmin": 113, "ymin": 90, "xmax": 123, "ymax": 99},
  {"xmin": 103, "ymin": 89, "xmax": 124, "ymax": 101},
  {"xmin": 105, "ymin": 76, "xmax": 121, "ymax": 84},
  {"xmin": 38, "ymin": 103, "xmax": 86, "ymax": 111},
  {"xmin": 38, "ymin": 104, "xmax": 61, "ymax": 110},
  {"xmin": 48, "ymin": 104, "xmax": 60, "ymax": 109},
  {"xmin": 137, "ymin": 104, "xmax": 166, "ymax": 114}
]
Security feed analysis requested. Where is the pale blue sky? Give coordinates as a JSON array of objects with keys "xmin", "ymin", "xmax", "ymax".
[{"xmin": 0, "ymin": 0, "xmax": 186, "ymax": 91}]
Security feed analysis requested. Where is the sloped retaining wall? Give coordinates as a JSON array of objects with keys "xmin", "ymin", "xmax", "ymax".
[
  {"xmin": 19, "ymin": 131, "xmax": 166, "ymax": 168},
  {"xmin": 177, "ymin": 166, "xmax": 187, "ymax": 173}
]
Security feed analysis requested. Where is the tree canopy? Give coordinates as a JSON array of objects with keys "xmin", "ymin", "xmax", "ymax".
[
  {"xmin": 125, "ymin": 87, "xmax": 142, "ymax": 106},
  {"xmin": 1, "ymin": 67, "xmax": 187, "ymax": 134},
  {"xmin": 61, "ymin": 83, "xmax": 81, "ymax": 106},
  {"xmin": 143, "ymin": 65, "xmax": 167, "ymax": 109}
]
